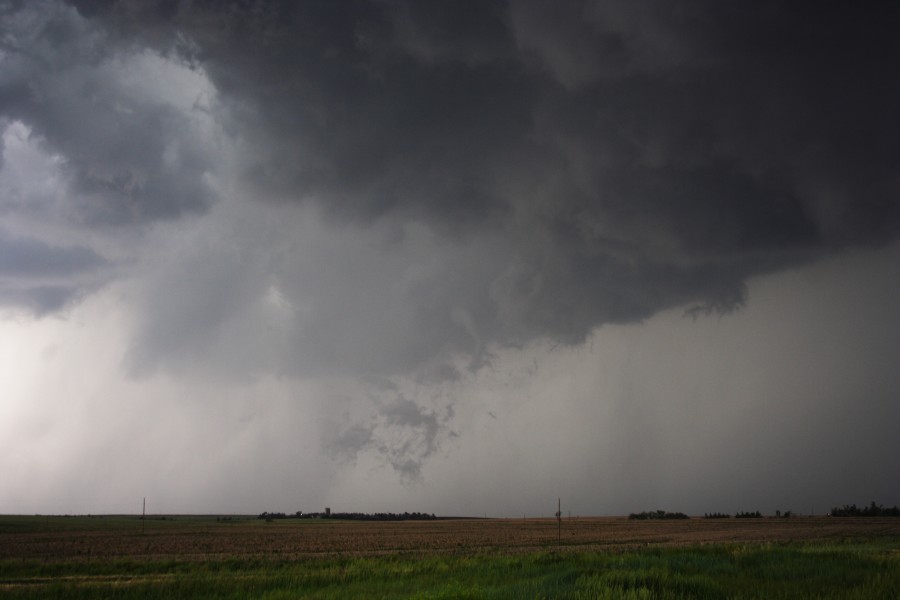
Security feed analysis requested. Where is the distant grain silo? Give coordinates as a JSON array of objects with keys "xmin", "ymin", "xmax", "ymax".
[{"xmin": 325, "ymin": 507, "xmax": 331, "ymax": 517}]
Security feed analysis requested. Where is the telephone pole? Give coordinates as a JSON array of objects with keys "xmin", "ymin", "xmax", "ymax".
[{"xmin": 557, "ymin": 498, "xmax": 561, "ymax": 545}]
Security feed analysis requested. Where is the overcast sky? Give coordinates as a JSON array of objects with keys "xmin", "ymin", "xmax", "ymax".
[{"xmin": 1, "ymin": 0, "xmax": 898, "ymax": 517}]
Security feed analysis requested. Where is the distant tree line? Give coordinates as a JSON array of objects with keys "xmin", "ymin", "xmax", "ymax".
[
  {"xmin": 257, "ymin": 511, "xmax": 437, "ymax": 522},
  {"xmin": 704, "ymin": 511, "xmax": 795, "ymax": 519},
  {"xmin": 628, "ymin": 510, "xmax": 689, "ymax": 520},
  {"xmin": 830, "ymin": 502, "xmax": 900, "ymax": 517}
]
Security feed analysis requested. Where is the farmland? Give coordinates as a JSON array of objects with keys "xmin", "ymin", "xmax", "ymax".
[{"xmin": 1, "ymin": 515, "xmax": 898, "ymax": 597}]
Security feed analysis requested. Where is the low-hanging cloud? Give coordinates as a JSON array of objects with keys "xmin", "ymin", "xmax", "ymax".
[
  {"xmin": 0, "ymin": 227, "xmax": 108, "ymax": 313},
  {"xmin": 0, "ymin": 228, "xmax": 106, "ymax": 278},
  {"xmin": 326, "ymin": 394, "xmax": 455, "ymax": 482}
]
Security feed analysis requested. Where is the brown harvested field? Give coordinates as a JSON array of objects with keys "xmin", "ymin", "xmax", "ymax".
[{"xmin": 2, "ymin": 516, "xmax": 898, "ymax": 562}]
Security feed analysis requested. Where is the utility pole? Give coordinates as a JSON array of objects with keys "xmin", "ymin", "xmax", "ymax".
[
  {"xmin": 557, "ymin": 498, "xmax": 561, "ymax": 545},
  {"xmin": 142, "ymin": 497, "xmax": 146, "ymax": 535}
]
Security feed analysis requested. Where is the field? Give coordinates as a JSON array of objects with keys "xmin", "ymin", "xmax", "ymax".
[{"xmin": 1, "ymin": 515, "xmax": 898, "ymax": 598}]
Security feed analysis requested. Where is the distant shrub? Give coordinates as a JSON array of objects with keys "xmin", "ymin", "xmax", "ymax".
[
  {"xmin": 704, "ymin": 512, "xmax": 730, "ymax": 519},
  {"xmin": 257, "ymin": 512, "xmax": 288, "ymax": 521},
  {"xmin": 735, "ymin": 511, "xmax": 762, "ymax": 519},
  {"xmin": 257, "ymin": 511, "xmax": 438, "ymax": 522},
  {"xmin": 628, "ymin": 510, "xmax": 689, "ymax": 520},
  {"xmin": 309, "ymin": 511, "xmax": 437, "ymax": 521},
  {"xmin": 830, "ymin": 502, "xmax": 900, "ymax": 517}
]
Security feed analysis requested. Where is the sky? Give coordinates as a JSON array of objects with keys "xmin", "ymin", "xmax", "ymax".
[{"xmin": 0, "ymin": 0, "xmax": 898, "ymax": 517}]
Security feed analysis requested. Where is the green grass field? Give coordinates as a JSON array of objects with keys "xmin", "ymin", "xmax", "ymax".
[{"xmin": 1, "ymin": 516, "xmax": 897, "ymax": 598}]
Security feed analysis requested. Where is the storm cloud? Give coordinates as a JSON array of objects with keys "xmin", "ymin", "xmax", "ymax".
[
  {"xmin": 1, "ymin": 0, "xmax": 898, "ymax": 513},
  {"xmin": 56, "ymin": 0, "xmax": 899, "ymax": 355}
]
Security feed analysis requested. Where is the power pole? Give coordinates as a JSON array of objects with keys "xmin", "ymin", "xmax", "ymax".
[
  {"xmin": 142, "ymin": 498, "xmax": 146, "ymax": 535},
  {"xmin": 557, "ymin": 498, "xmax": 561, "ymax": 545}
]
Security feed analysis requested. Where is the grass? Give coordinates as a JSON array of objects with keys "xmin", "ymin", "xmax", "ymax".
[
  {"xmin": 1, "ymin": 540, "xmax": 897, "ymax": 598},
  {"xmin": 1, "ymin": 516, "xmax": 897, "ymax": 598},
  {"xmin": 0, "ymin": 514, "xmax": 234, "ymax": 533}
]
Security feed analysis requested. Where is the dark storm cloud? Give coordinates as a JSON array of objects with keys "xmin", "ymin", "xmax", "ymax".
[
  {"xmin": 5, "ymin": 0, "xmax": 900, "ymax": 518},
  {"xmin": 1, "ymin": 0, "xmax": 217, "ymax": 313},
  {"xmin": 65, "ymin": 0, "xmax": 532, "ymax": 227},
  {"xmin": 28, "ymin": 0, "xmax": 900, "ymax": 371},
  {"xmin": 1, "ymin": 0, "xmax": 216, "ymax": 226}
]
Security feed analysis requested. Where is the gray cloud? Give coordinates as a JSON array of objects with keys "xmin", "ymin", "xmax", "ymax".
[
  {"xmin": 0, "ymin": 228, "xmax": 109, "ymax": 314},
  {"xmin": 0, "ymin": 228, "xmax": 106, "ymax": 277},
  {"xmin": 0, "ymin": 283, "xmax": 78, "ymax": 314}
]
